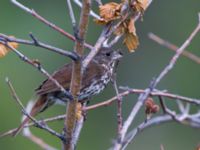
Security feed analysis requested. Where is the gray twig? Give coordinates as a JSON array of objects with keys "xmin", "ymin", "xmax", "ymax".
[
  {"xmin": 148, "ymin": 33, "xmax": 200, "ymax": 64},
  {"xmin": 113, "ymin": 13, "xmax": 200, "ymax": 149},
  {"xmin": 11, "ymin": 0, "xmax": 93, "ymax": 50},
  {"xmin": 0, "ymin": 33, "xmax": 79, "ymax": 60},
  {"xmin": 5, "ymin": 78, "xmax": 64, "ymax": 141},
  {"xmin": 73, "ymin": 0, "xmax": 100, "ymax": 19},
  {"xmin": 66, "ymin": 0, "xmax": 77, "ymax": 32},
  {"xmin": 22, "ymin": 101, "xmax": 57, "ymax": 150}
]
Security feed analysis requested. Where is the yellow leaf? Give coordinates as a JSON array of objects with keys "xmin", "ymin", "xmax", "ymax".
[
  {"xmin": 0, "ymin": 37, "xmax": 19, "ymax": 58},
  {"xmin": 123, "ymin": 32, "xmax": 139, "ymax": 52}
]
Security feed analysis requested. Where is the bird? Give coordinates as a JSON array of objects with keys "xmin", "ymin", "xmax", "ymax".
[{"xmin": 13, "ymin": 47, "xmax": 122, "ymax": 135}]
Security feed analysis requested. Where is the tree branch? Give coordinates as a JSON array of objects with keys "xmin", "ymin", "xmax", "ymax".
[
  {"xmin": 5, "ymin": 78, "xmax": 64, "ymax": 141},
  {"xmin": 64, "ymin": 0, "xmax": 91, "ymax": 149},
  {"xmin": 113, "ymin": 14, "xmax": 200, "ymax": 149},
  {"xmin": 0, "ymin": 33, "xmax": 79, "ymax": 60},
  {"xmin": 148, "ymin": 32, "xmax": 200, "ymax": 65},
  {"xmin": 1, "ymin": 42, "xmax": 71, "ymax": 98},
  {"xmin": 11, "ymin": 0, "xmax": 93, "ymax": 50}
]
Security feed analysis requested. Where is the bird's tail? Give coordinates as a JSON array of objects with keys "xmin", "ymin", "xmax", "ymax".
[{"xmin": 13, "ymin": 95, "xmax": 47, "ymax": 136}]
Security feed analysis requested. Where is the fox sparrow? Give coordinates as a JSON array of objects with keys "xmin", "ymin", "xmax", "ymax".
[{"xmin": 14, "ymin": 47, "xmax": 122, "ymax": 135}]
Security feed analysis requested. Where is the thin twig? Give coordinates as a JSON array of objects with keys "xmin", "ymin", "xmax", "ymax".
[
  {"xmin": 24, "ymin": 131, "xmax": 57, "ymax": 150},
  {"xmin": 0, "ymin": 33, "xmax": 79, "ymax": 60},
  {"xmin": 148, "ymin": 33, "xmax": 200, "ymax": 64},
  {"xmin": 121, "ymin": 112, "xmax": 200, "ymax": 150},
  {"xmin": 114, "ymin": 14, "xmax": 200, "ymax": 149},
  {"xmin": 2, "ymin": 85, "xmax": 200, "ymax": 138},
  {"xmin": 67, "ymin": 0, "xmax": 77, "ymax": 31},
  {"xmin": 112, "ymin": 76, "xmax": 123, "ymax": 145},
  {"xmin": 82, "ymin": 0, "xmax": 153, "ymax": 72},
  {"xmin": 0, "ymin": 114, "xmax": 65, "ymax": 138},
  {"xmin": 22, "ymin": 101, "xmax": 57, "ymax": 150},
  {"xmin": 5, "ymin": 78, "xmax": 64, "ymax": 141},
  {"xmin": 73, "ymin": 0, "xmax": 100, "ymax": 19},
  {"xmin": 85, "ymin": 88, "xmax": 200, "ymax": 111},
  {"xmin": 106, "ymin": 0, "xmax": 153, "ymax": 48},
  {"xmin": 160, "ymin": 144, "xmax": 165, "ymax": 150},
  {"xmin": 11, "ymin": 0, "xmax": 93, "ymax": 50},
  {"xmin": 2, "ymin": 42, "xmax": 72, "ymax": 99},
  {"xmin": 121, "ymin": 115, "xmax": 172, "ymax": 150},
  {"xmin": 158, "ymin": 96, "xmax": 167, "ymax": 114}
]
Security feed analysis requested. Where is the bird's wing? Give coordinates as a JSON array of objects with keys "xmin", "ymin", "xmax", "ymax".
[
  {"xmin": 35, "ymin": 61, "xmax": 105, "ymax": 95},
  {"xmin": 81, "ymin": 61, "xmax": 105, "ymax": 90},
  {"xmin": 35, "ymin": 63, "xmax": 72, "ymax": 95}
]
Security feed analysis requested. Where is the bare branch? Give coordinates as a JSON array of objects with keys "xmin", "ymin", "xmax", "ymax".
[
  {"xmin": 116, "ymin": 13, "xmax": 200, "ymax": 150},
  {"xmin": 5, "ymin": 78, "xmax": 64, "ymax": 141},
  {"xmin": 22, "ymin": 102, "xmax": 57, "ymax": 150},
  {"xmin": 64, "ymin": 0, "xmax": 91, "ymax": 149},
  {"xmin": 2, "ymin": 42, "xmax": 71, "ymax": 98},
  {"xmin": 121, "ymin": 115, "xmax": 173, "ymax": 150},
  {"xmin": 0, "ymin": 114, "xmax": 65, "ymax": 138},
  {"xmin": 85, "ymin": 88, "xmax": 200, "ymax": 111},
  {"xmin": 0, "ymin": 33, "xmax": 79, "ymax": 60},
  {"xmin": 148, "ymin": 33, "xmax": 200, "ymax": 64},
  {"xmin": 121, "ymin": 112, "xmax": 200, "ymax": 150},
  {"xmin": 82, "ymin": 0, "xmax": 154, "ymax": 71},
  {"xmin": 67, "ymin": 0, "xmax": 77, "ymax": 29},
  {"xmin": 73, "ymin": 0, "xmax": 100, "ymax": 19},
  {"xmin": 11, "ymin": 0, "xmax": 93, "ymax": 50}
]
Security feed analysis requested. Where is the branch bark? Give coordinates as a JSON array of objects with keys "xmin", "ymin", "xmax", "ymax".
[{"xmin": 63, "ymin": 0, "xmax": 91, "ymax": 150}]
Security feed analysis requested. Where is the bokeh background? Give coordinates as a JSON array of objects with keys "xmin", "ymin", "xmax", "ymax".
[{"xmin": 1, "ymin": 0, "xmax": 200, "ymax": 150}]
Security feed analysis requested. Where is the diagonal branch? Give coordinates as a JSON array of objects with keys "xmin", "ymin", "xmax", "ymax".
[
  {"xmin": 113, "ymin": 13, "xmax": 200, "ymax": 150},
  {"xmin": 1, "ymin": 41, "xmax": 71, "ymax": 99},
  {"xmin": 11, "ymin": 0, "xmax": 93, "ymax": 50},
  {"xmin": 0, "ymin": 33, "xmax": 79, "ymax": 60},
  {"xmin": 5, "ymin": 78, "xmax": 64, "ymax": 141},
  {"xmin": 148, "ymin": 32, "xmax": 200, "ymax": 64}
]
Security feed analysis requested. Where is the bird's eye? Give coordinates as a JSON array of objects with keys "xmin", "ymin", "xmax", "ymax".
[{"xmin": 106, "ymin": 53, "xmax": 111, "ymax": 56}]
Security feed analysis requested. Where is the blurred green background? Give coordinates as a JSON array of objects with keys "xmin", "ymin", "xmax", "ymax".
[{"xmin": 1, "ymin": 0, "xmax": 200, "ymax": 149}]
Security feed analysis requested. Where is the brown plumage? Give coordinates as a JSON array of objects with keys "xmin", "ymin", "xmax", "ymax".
[{"xmin": 13, "ymin": 48, "xmax": 122, "ymax": 136}]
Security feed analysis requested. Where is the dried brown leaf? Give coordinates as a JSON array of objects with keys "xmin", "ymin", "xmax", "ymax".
[
  {"xmin": 99, "ymin": 2, "xmax": 121, "ymax": 20},
  {"xmin": 128, "ymin": 18, "xmax": 136, "ymax": 34},
  {"xmin": 134, "ymin": 0, "xmax": 148, "ymax": 13},
  {"xmin": 0, "ymin": 37, "xmax": 18, "ymax": 58},
  {"xmin": 145, "ymin": 97, "xmax": 160, "ymax": 114},
  {"xmin": 114, "ymin": 23, "xmax": 125, "ymax": 35},
  {"xmin": 95, "ymin": 2, "xmax": 122, "ymax": 24},
  {"xmin": 123, "ymin": 32, "xmax": 139, "ymax": 52}
]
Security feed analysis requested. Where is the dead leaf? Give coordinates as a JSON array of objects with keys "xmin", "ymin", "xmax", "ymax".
[
  {"xmin": 114, "ymin": 23, "xmax": 126, "ymax": 35},
  {"xmin": 0, "ymin": 37, "xmax": 18, "ymax": 58},
  {"xmin": 128, "ymin": 18, "xmax": 136, "ymax": 34},
  {"xmin": 123, "ymin": 32, "xmax": 139, "ymax": 52},
  {"xmin": 145, "ymin": 97, "xmax": 160, "ymax": 114},
  {"xmin": 99, "ymin": 2, "xmax": 121, "ymax": 20},
  {"xmin": 95, "ymin": 2, "xmax": 122, "ymax": 24},
  {"xmin": 134, "ymin": 0, "xmax": 148, "ymax": 13}
]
